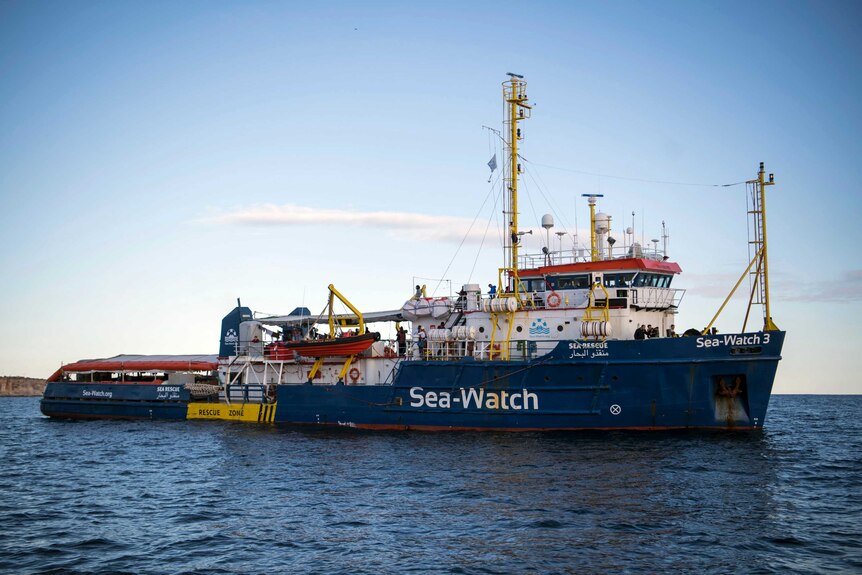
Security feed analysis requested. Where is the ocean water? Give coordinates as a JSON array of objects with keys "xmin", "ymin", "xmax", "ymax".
[{"xmin": 1, "ymin": 396, "xmax": 860, "ymax": 575}]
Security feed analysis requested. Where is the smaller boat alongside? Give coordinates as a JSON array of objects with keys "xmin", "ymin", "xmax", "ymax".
[{"xmin": 41, "ymin": 355, "xmax": 219, "ymax": 420}]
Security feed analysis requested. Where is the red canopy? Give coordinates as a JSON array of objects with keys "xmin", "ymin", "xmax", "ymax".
[
  {"xmin": 520, "ymin": 257, "xmax": 682, "ymax": 277},
  {"xmin": 47, "ymin": 354, "xmax": 219, "ymax": 382}
]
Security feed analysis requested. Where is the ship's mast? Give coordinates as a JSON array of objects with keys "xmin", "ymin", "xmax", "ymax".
[
  {"xmin": 705, "ymin": 162, "xmax": 779, "ymax": 335},
  {"xmin": 750, "ymin": 162, "xmax": 778, "ymax": 331},
  {"xmin": 582, "ymin": 194, "xmax": 604, "ymax": 262},
  {"xmin": 502, "ymin": 73, "xmax": 531, "ymax": 290}
]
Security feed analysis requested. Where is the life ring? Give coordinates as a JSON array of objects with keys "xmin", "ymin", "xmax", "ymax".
[
  {"xmin": 547, "ymin": 292, "xmax": 561, "ymax": 308},
  {"xmin": 348, "ymin": 367, "xmax": 361, "ymax": 383},
  {"xmin": 489, "ymin": 343, "xmax": 502, "ymax": 360}
]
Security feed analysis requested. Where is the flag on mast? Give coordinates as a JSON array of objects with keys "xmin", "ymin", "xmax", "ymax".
[{"xmin": 487, "ymin": 153, "xmax": 497, "ymax": 172}]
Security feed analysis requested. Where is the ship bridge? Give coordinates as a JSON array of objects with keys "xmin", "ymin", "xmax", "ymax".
[{"xmin": 517, "ymin": 257, "xmax": 684, "ymax": 312}]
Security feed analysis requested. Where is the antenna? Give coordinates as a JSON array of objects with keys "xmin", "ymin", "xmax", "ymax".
[
  {"xmin": 555, "ymin": 231, "xmax": 567, "ymax": 264},
  {"xmin": 625, "ymin": 226, "xmax": 633, "ymax": 257},
  {"xmin": 573, "ymin": 197, "xmax": 580, "ymax": 260},
  {"xmin": 661, "ymin": 220, "xmax": 669, "ymax": 258}
]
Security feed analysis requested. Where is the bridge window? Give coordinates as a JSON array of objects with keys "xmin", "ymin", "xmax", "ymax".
[
  {"xmin": 603, "ymin": 273, "xmax": 635, "ymax": 288},
  {"xmin": 518, "ymin": 278, "xmax": 547, "ymax": 292},
  {"xmin": 632, "ymin": 273, "xmax": 673, "ymax": 288},
  {"xmin": 547, "ymin": 274, "xmax": 590, "ymax": 290}
]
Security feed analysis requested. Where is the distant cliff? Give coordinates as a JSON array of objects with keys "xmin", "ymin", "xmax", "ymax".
[{"xmin": 0, "ymin": 377, "xmax": 46, "ymax": 396}]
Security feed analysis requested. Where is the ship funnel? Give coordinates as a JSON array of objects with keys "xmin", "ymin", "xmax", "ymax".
[{"xmin": 219, "ymin": 304, "xmax": 253, "ymax": 358}]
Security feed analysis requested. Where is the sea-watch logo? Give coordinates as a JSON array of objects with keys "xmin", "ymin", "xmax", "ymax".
[
  {"xmin": 529, "ymin": 319, "xmax": 550, "ymax": 336},
  {"xmin": 224, "ymin": 328, "xmax": 238, "ymax": 344}
]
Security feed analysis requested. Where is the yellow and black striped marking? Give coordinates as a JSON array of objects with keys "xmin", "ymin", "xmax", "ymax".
[{"xmin": 258, "ymin": 402, "xmax": 277, "ymax": 423}]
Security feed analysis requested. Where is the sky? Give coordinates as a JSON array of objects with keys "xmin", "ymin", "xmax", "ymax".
[{"xmin": 1, "ymin": 0, "xmax": 860, "ymax": 393}]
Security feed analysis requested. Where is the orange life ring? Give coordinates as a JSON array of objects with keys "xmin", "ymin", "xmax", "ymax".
[
  {"xmin": 547, "ymin": 292, "xmax": 561, "ymax": 308},
  {"xmin": 348, "ymin": 367, "xmax": 361, "ymax": 383},
  {"xmin": 490, "ymin": 343, "xmax": 502, "ymax": 360}
]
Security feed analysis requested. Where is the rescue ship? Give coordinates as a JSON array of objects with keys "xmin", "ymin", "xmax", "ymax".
[{"xmin": 42, "ymin": 74, "xmax": 785, "ymax": 429}]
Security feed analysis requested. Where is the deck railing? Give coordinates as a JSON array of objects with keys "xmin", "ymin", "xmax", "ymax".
[
  {"xmin": 408, "ymin": 339, "xmax": 560, "ymax": 362},
  {"xmin": 630, "ymin": 287, "xmax": 685, "ymax": 309},
  {"xmin": 518, "ymin": 244, "xmax": 668, "ymax": 269}
]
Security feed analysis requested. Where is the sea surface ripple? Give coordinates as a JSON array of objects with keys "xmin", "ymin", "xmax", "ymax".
[{"xmin": 1, "ymin": 396, "xmax": 860, "ymax": 574}]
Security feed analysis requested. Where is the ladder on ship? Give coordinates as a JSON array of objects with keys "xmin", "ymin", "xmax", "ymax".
[{"xmin": 582, "ymin": 281, "xmax": 610, "ymax": 340}]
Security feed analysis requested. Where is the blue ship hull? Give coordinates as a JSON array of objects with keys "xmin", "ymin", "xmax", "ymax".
[
  {"xmin": 273, "ymin": 331, "xmax": 784, "ymax": 430},
  {"xmin": 41, "ymin": 332, "xmax": 783, "ymax": 430}
]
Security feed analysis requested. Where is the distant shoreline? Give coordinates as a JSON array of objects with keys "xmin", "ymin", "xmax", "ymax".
[
  {"xmin": 0, "ymin": 380, "xmax": 857, "ymax": 398},
  {"xmin": 0, "ymin": 377, "xmax": 46, "ymax": 397}
]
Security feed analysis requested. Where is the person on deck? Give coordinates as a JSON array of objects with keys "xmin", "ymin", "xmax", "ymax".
[
  {"xmin": 417, "ymin": 326, "xmax": 427, "ymax": 358},
  {"xmin": 634, "ymin": 325, "xmax": 646, "ymax": 340},
  {"xmin": 488, "ymin": 284, "xmax": 497, "ymax": 298},
  {"xmin": 456, "ymin": 288, "xmax": 467, "ymax": 310},
  {"xmin": 396, "ymin": 326, "xmax": 407, "ymax": 356}
]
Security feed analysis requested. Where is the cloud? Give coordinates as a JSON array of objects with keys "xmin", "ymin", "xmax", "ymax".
[
  {"xmin": 683, "ymin": 269, "xmax": 862, "ymax": 303},
  {"xmin": 202, "ymin": 203, "xmax": 495, "ymax": 244},
  {"xmin": 775, "ymin": 269, "xmax": 862, "ymax": 302},
  {"xmin": 678, "ymin": 272, "xmax": 746, "ymax": 299}
]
